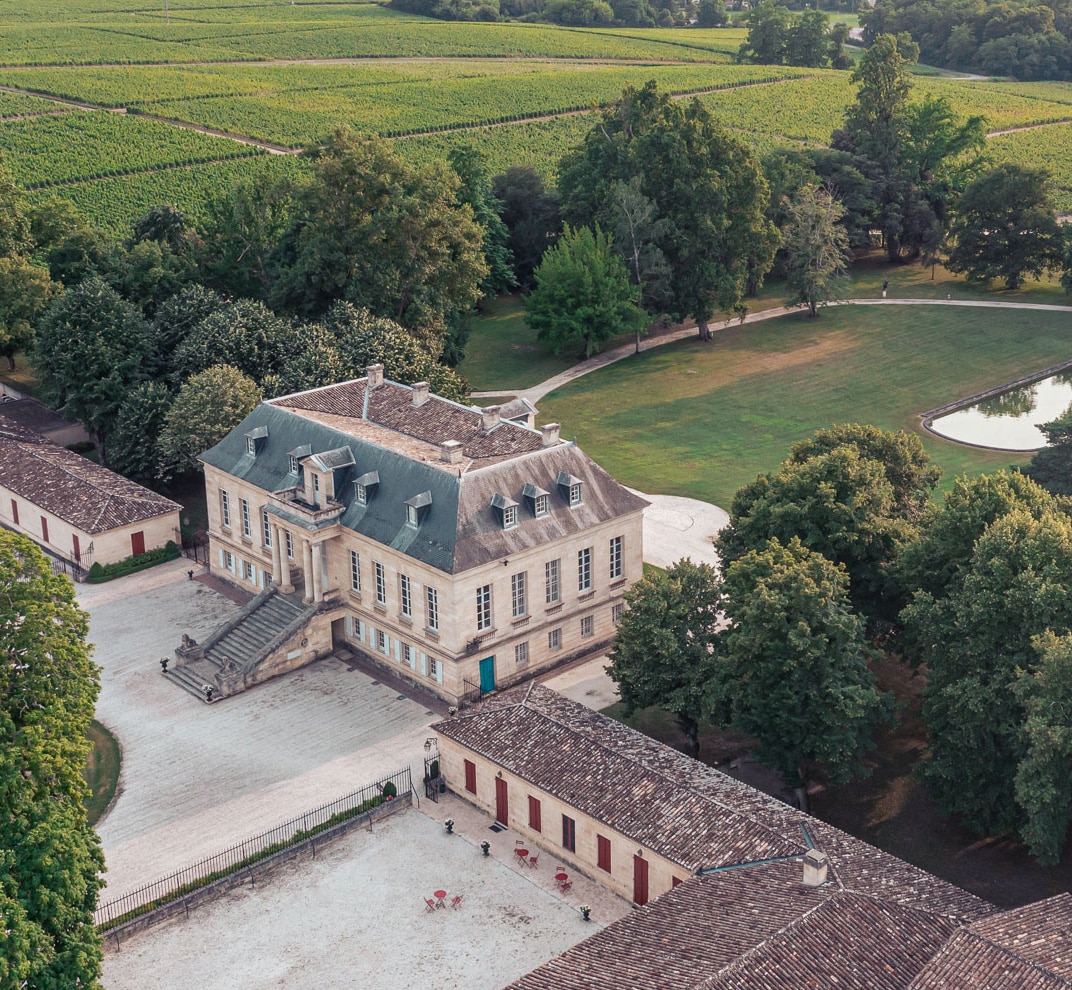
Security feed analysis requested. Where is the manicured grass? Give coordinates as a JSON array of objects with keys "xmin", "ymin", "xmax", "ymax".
[
  {"xmin": 459, "ymin": 294, "xmax": 574, "ymax": 391},
  {"xmin": 84, "ymin": 719, "xmax": 120, "ymax": 826},
  {"xmin": 538, "ymin": 301, "xmax": 1072, "ymax": 507}
]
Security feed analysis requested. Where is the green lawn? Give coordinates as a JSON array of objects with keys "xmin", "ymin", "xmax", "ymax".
[
  {"xmin": 537, "ymin": 301, "xmax": 1072, "ymax": 507},
  {"xmin": 459, "ymin": 294, "xmax": 574, "ymax": 391},
  {"xmin": 84, "ymin": 719, "xmax": 120, "ymax": 826}
]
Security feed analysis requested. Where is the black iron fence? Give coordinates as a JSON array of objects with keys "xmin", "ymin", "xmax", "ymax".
[{"xmin": 94, "ymin": 766, "xmax": 412, "ymax": 930}]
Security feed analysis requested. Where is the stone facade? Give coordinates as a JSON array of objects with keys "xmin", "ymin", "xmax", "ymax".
[
  {"xmin": 199, "ymin": 371, "xmax": 646, "ymax": 703},
  {"xmin": 0, "ymin": 412, "xmax": 180, "ymax": 572}
]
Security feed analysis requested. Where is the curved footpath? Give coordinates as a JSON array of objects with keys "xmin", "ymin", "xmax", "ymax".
[{"xmin": 472, "ymin": 296, "xmax": 1072, "ymax": 406}]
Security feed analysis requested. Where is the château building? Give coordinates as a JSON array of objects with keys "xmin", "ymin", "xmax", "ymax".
[{"xmin": 188, "ymin": 367, "xmax": 646, "ymax": 703}]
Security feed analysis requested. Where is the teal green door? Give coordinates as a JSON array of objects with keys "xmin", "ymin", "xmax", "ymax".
[{"xmin": 479, "ymin": 656, "xmax": 496, "ymax": 694}]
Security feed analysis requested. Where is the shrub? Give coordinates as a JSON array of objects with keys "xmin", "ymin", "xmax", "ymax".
[{"xmin": 86, "ymin": 540, "xmax": 180, "ymax": 583}]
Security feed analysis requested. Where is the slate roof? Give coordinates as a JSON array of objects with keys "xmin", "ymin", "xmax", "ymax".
[
  {"xmin": 200, "ymin": 378, "xmax": 646, "ymax": 574},
  {"xmin": 442, "ymin": 686, "xmax": 1042, "ymax": 990},
  {"xmin": 0, "ymin": 414, "xmax": 180, "ymax": 534}
]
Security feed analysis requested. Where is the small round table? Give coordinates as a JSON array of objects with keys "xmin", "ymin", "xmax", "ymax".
[
  {"xmin": 434, "ymin": 889, "xmax": 447, "ymax": 907},
  {"xmin": 554, "ymin": 872, "xmax": 568, "ymax": 882},
  {"xmin": 515, "ymin": 848, "xmax": 529, "ymax": 862}
]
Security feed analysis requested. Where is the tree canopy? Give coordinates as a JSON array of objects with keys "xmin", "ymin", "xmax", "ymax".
[
  {"xmin": 559, "ymin": 81, "xmax": 777, "ymax": 339},
  {"xmin": 717, "ymin": 537, "xmax": 891, "ymax": 784},
  {"xmin": 271, "ymin": 130, "xmax": 488, "ymax": 350},
  {"xmin": 903, "ymin": 507, "xmax": 1072, "ymax": 842},
  {"xmin": 33, "ymin": 276, "xmax": 150, "ymax": 466},
  {"xmin": 781, "ymin": 183, "xmax": 850, "ymax": 317},
  {"xmin": 0, "ymin": 532, "xmax": 105, "ymax": 989},
  {"xmin": 526, "ymin": 224, "xmax": 648, "ymax": 360},
  {"xmin": 608, "ymin": 558, "xmax": 722, "ymax": 757},
  {"xmin": 946, "ymin": 164, "xmax": 1064, "ymax": 289}
]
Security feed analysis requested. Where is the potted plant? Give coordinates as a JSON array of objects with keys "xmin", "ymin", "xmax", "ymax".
[
  {"xmin": 444, "ymin": 818, "xmax": 455, "ymax": 834},
  {"xmin": 480, "ymin": 840, "xmax": 491, "ymax": 857},
  {"xmin": 579, "ymin": 904, "xmax": 592, "ymax": 921}
]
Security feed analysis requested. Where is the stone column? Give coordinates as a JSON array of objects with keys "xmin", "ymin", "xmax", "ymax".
[
  {"xmin": 270, "ymin": 524, "xmax": 282, "ymax": 585},
  {"xmin": 311, "ymin": 542, "xmax": 324, "ymax": 604},
  {"xmin": 276, "ymin": 525, "xmax": 294, "ymax": 594},
  {"xmin": 302, "ymin": 538, "xmax": 314, "ymax": 604}
]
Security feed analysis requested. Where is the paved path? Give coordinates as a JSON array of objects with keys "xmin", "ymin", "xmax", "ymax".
[{"xmin": 473, "ymin": 297, "xmax": 1072, "ymax": 405}]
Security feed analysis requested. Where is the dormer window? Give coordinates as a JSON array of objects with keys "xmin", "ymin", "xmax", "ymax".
[
  {"xmin": 522, "ymin": 483, "xmax": 550, "ymax": 519},
  {"xmin": 355, "ymin": 471, "xmax": 379, "ymax": 505},
  {"xmin": 405, "ymin": 491, "xmax": 432, "ymax": 528},
  {"xmin": 244, "ymin": 426, "xmax": 268, "ymax": 456},
  {"xmin": 491, "ymin": 492, "xmax": 519, "ymax": 530},
  {"xmin": 287, "ymin": 444, "xmax": 310, "ymax": 476},
  {"xmin": 556, "ymin": 471, "xmax": 583, "ymax": 507}
]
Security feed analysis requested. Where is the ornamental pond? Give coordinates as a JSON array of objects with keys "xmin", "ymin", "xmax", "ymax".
[{"xmin": 927, "ymin": 371, "xmax": 1072, "ymax": 451}]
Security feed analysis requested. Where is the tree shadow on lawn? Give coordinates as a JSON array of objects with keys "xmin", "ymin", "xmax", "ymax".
[{"xmin": 810, "ymin": 650, "xmax": 1072, "ymax": 909}]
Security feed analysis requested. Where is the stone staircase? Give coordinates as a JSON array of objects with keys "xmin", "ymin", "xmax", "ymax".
[{"xmin": 168, "ymin": 590, "xmax": 318, "ymax": 702}]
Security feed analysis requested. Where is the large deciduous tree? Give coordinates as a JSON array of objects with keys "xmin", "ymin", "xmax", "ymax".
[
  {"xmin": 272, "ymin": 130, "xmax": 488, "ymax": 350},
  {"xmin": 33, "ymin": 276, "xmax": 150, "ymax": 466},
  {"xmin": 902, "ymin": 507, "xmax": 1072, "ymax": 845},
  {"xmin": 717, "ymin": 537, "xmax": 891, "ymax": 785},
  {"xmin": 158, "ymin": 365, "xmax": 261, "ymax": 479},
  {"xmin": 490, "ymin": 165, "xmax": 561, "ymax": 290},
  {"xmin": 526, "ymin": 224, "xmax": 647, "ymax": 360},
  {"xmin": 781, "ymin": 184, "xmax": 850, "ymax": 317},
  {"xmin": 946, "ymin": 164, "xmax": 1064, "ymax": 289},
  {"xmin": 607, "ymin": 559, "xmax": 722, "ymax": 757},
  {"xmin": 0, "ymin": 531, "xmax": 105, "ymax": 990},
  {"xmin": 559, "ymin": 81, "xmax": 777, "ymax": 340}
]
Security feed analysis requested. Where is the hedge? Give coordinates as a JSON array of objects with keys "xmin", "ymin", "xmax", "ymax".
[{"xmin": 87, "ymin": 540, "xmax": 180, "ymax": 583}]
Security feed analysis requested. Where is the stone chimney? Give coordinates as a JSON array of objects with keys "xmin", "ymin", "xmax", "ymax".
[
  {"xmin": 366, "ymin": 363, "xmax": 384, "ymax": 388},
  {"xmin": 411, "ymin": 381, "xmax": 430, "ymax": 407},
  {"xmin": 481, "ymin": 405, "xmax": 501, "ymax": 433},
  {"xmin": 541, "ymin": 422, "xmax": 561, "ymax": 448},
  {"xmin": 802, "ymin": 849, "xmax": 828, "ymax": 887},
  {"xmin": 440, "ymin": 440, "xmax": 463, "ymax": 465}
]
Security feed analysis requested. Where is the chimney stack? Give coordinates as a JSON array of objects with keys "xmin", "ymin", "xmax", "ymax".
[
  {"xmin": 802, "ymin": 849, "xmax": 828, "ymax": 887},
  {"xmin": 411, "ymin": 382, "xmax": 430, "ymax": 407},
  {"xmin": 481, "ymin": 405, "xmax": 501, "ymax": 433},
  {"xmin": 367, "ymin": 363, "xmax": 384, "ymax": 388},
  {"xmin": 440, "ymin": 440, "xmax": 463, "ymax": 465},
  {"xmin": 541, "ymin": 422, "xmax": 561, "ymax": 447}
]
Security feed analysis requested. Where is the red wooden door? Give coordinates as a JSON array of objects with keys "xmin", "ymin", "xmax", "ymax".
[
  {"xmin": 72, "ymin": 534, "xmax": 81, "ymax": 563},
  {"xmin": 10, "ymin": 499, "xmax": 18, "ymax": 525},
  {"xmin": 40, "ymin": 516, "xmax": 49, "ymax": 543},
  {"xmin": 495, "ymin": 776, "xmax": 509, "ymax": 826},
  {"xmin": 131, "ymin": 531, "xmax": 145, "ymax": 556},
  {"xmin": 633, "ymin": 854, "xmax": 649, "ymax": 906},
  {"xmin": 464, "ymin": 759, "xmax": 477, "ymax": 795}
]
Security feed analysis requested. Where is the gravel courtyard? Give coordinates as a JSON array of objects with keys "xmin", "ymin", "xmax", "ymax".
[
  {"xmin": 82, "ymin": 561, "xmax": 438, "ymax": 902},
  {"xmin": 103, "ymin": 808, "xmax": 622, "ymax": 990}
]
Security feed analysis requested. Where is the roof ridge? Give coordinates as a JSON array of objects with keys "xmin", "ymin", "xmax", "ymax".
[{"xmin": 947, "ymin": 927, "xmax": 1072, "ymax": 986}]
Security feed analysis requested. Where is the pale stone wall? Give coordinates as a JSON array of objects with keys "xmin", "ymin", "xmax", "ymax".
[
  {"xmin": 437, "ymin": 735, "xmax": 689, "ymax": 905},
  {"xmin": 0, "ymin": 483, "xmax": 179, "ymax": 569},
  {"xmin": 203, "ymin": 463, "xmax": 644, "ymax": 704}
]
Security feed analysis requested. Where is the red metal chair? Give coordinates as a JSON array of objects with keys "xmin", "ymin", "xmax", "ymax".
[
  {"xmin": 424, "ymin": 898, "xmax": 438, "ymax": 913},
  {"xmin": 528, "ymin": 851, "xmax": 540, "ymax": 868},
  {"xmin": 559, "ymin": 881, "xmax": 572, "ymax": 893},
  {"xmin": 450, "ymin": 895, "xmax": 463, "ymax": 910}
]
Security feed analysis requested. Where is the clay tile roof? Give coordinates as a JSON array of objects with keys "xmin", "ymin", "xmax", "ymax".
[
  {"xmin": 435, "ymin": 685, "xmax": 808, "ymax": 871},
  {"xmin": 0, "ymin": 414, "xmax": 180, "ymax": 534},
  {"xmin": 508, "ymin": 864, "xmax": 965, "ymax": 990},
  {"xmin": 908, "ymin": 894, "xmax": 1072, "ymax": 988},
  {"xmin": 909, "ymin": 929, "xmax": 1072, "ymax": 990},
  {"xmin": 268, "ymin": 378, "xmax": 545, "ymax": 466}
]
